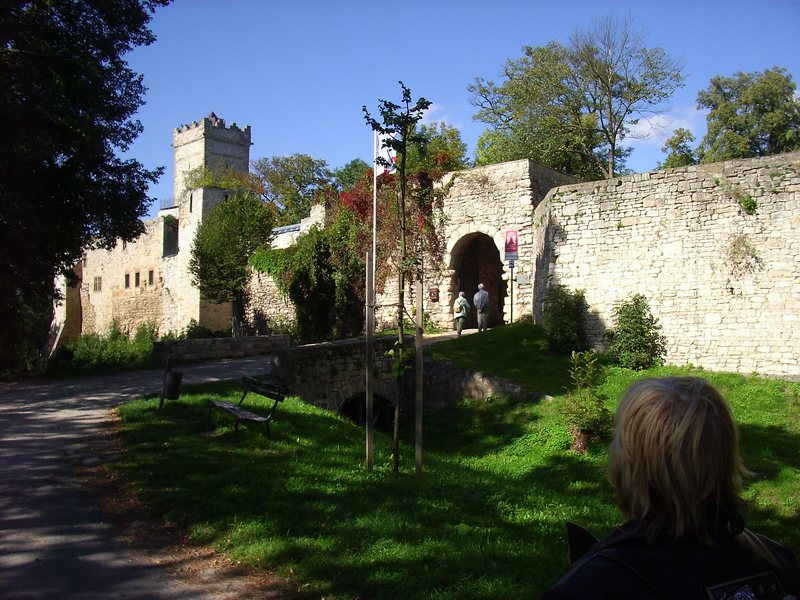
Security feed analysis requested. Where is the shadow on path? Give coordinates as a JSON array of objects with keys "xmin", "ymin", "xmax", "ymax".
[{"xmin": 0, "ymin": 356, "xmax": 284, "ymax": 599}]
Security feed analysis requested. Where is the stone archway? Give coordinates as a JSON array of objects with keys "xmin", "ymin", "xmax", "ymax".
[{"xmin": 449, "ymin": 233, "xmax": 505, "ymax": 330}]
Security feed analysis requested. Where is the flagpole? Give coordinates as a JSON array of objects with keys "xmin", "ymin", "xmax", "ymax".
[
  {"xmin": 372, "ymin": 131, "xmax": 378, "ymax": 291},
  {"xmin": 365, "ymin": 130, "xmax": 378, "ymax": 471}
]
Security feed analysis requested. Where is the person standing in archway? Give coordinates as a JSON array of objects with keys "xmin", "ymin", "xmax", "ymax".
[
  {"xmin": 453, "ymin": 291, "xmax": 470, "ymax": 336},
  {"xmin": 473, "ymin": 283, "xmax": 489, "ymax": 333}
]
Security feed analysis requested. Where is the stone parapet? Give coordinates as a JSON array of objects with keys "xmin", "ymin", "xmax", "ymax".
[{"xmin": 153, "ymin": 334, "xmax": 290, "ymax": 364}]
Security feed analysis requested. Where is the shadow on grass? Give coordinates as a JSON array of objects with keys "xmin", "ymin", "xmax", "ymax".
[
  {"xmin": 116, "ymin": 376, "xmax": 800, "ymax": 599},
  {"xmin": 738, "ymin": 422, "xmax": 800, "ymax": 554},
  {"xmin": 117, "ymin": 385, "xmax": 621, "ymax": 598}
]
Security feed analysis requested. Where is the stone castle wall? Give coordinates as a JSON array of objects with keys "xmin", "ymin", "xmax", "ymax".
[
  {"xmin": 57, "ymin": 112, "xmax": 799, "ymax": 379},
  {"xmin": 534, "ymin": 151, "xmax": 800, "ymax": 378},
  {"xmin": 61, "ymin": 115, "xmax": 251, "ymax": 339},
  {"xmin": 374, "ymin": 160, "xmax": 577, "ymax": 331}
]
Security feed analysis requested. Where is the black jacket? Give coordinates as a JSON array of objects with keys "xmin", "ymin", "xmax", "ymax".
[{"xmin": 543, "ymin": 522, "xmax": 800, "ymax": 599}]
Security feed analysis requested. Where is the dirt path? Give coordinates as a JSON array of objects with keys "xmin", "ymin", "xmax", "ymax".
[{"xmin": 0, "ymin": 357, "xmax": 288, "ymax": 599}]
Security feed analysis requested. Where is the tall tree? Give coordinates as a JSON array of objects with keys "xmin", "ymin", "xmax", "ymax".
[
  {"xmin": 0, "ymin": 0, "xmax": 169, "ymax": 372},
  {"xmin": 189, "ymin": 192, "xmax": 274, "ymax": 336},
  {"xmin": 252, "ymin": 154, "xmax": 332, "ymax": 226},
  {"xmin": 470, "ymin": 17, "xmax": 685, "ymax": 178},
  {"xmin": 470, "ymin": 42, "xmax": 606, "ymax": 179},
  {"xmin": 659, "ymin": 128, "xmax": 698, "ymax": 169},
  {"xmin": 696, "ymin": 67, "xmax": 800, "ymax": 163}
]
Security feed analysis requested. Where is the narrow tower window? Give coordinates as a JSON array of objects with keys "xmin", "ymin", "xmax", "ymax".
[{"xmin": 162, "ymin": 216, "xmax": 179, "ymax": 257}]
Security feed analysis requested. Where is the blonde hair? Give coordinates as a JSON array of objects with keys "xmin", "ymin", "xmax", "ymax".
[{"xmin": 608, "ymin": 377, "xmax": 749, "ymax": 544}]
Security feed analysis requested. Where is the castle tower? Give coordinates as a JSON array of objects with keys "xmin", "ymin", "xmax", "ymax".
[
  {"xmin": 157, "ymin": 113, "xmax": 252, "ymax": 333},
  {"xmin": 172, "ymin": 112, "xmax": 252, "ymax": 209}
]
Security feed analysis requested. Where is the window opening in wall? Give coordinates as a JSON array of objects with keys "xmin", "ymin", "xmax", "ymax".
[
  {"xmin": 135, "ymin": 272, "xmax": 140, "ymax": 287},
  {"xmin": 162, "ymin": 215, "xmax": 179, "ymax": 257},
  {"xmin": 189, "ymin": 193, "xmax": 193, "ymax": 213},
  {"xmin": 148, "ymin": 270, "xmax": 154, "ymax": 286},
  {"xmin": 93, "ymin": 276, "xmax": 102, "ymax": 292},
  {"xmin": 124, "ymin": 273, "xmax": 130, "ymax": 288}
]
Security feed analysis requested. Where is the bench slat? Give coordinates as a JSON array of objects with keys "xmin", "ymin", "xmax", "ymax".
[
  {"xmin": 208, "ymin": 377, "xmax": 289, "ymax": 438},
  {"xmin": 209, "ymin": 400, "xmax": 268, "ymax": 423}
]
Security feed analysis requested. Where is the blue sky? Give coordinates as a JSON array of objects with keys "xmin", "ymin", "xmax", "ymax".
[{"xmin": 126, "ymin": 0, "xmax": 800, "ymax": 212}]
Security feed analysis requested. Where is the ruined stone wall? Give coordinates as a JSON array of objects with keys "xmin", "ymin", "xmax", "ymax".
[
  {"xmin": 272, "ymin": 337, "xmax": 401, "ymax": 412},
  {"xmin": 246, "ymin": 271, "xmax": 296, "ymax": 332},
  {"xmin": 270, "ymin": 339, "xmax": 533, "ymax": 415},
  {"xmin": 153, "ymin": 334, "xmax": 290, "ymax": 363},
  {"xmin": 534, "ymin": 151, "xmax": 800, "ymax": 378}
]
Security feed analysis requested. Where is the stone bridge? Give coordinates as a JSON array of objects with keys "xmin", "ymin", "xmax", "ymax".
[{"xmin": 271, "ymin": 336, "xmax": 533, "ymax": 422}]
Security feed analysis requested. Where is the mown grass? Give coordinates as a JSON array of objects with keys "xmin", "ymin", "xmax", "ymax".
[{"xmin": 115, "ymin": 322, "xmax": 800, "ymax": 598}]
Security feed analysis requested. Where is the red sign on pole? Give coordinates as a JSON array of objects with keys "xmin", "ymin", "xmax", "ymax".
[{"xmin": 504, "ymin": 229, "xmax": 519, "ymax": 261}]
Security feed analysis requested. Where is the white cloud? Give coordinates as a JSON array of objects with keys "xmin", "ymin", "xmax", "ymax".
[
  {"xmin": 626, "ymin": 104, "xmax": 707, "ymax": 149},
  {"xmin": 421, "ymin": 103, "xmax": 461, "ymax": 129}
]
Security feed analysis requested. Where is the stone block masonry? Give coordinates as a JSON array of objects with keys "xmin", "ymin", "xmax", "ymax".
[
  {"xmin": 534, "ymin": 152, "xmax": 800, "ymax": 378},
  {"xmin": 55, "ymin": 112, "xmax": 800, "ymax": 380}
]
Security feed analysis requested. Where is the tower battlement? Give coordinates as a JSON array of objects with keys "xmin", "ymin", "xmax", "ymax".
[
  {"xmin": 174, "ymin": 111, "xmax": 251, "ymax": 135},
  {"xmin": 173, "ymin": 111, "xmax": 251, "ymax": 145},
  {"xmin": 171, "ymin": 112, "xmax": 252, "ymax": 203}
]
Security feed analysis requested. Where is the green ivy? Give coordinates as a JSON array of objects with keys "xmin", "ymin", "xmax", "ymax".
[{"xmin": 250, "ymin": 207, "xmax": 367, "ymax": 343}]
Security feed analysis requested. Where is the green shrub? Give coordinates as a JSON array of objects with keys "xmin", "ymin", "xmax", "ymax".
[
  {"xmin": 563, "ymin": 388, "xmax": 613, "ymax": 440},
  {"xmin": 606, "ymin": 294, "xmax": 666, "ymax": 370},
  {"xmin": 48, "ymin": 320, "xmax": 160, "ymax": 374},
  {"xmin": 562, "ymin": 350, "xmax": 612, "ymax": 452},
  {"xmin": 569, "ymin": 350, "xmax": 601, "ymax": 389},
  {"xmin": 183, "ymin": 319, "xmax": 228, "ymax": 339},
  {"xmin": 542, "ymin": 285, "xmax": 588, "ymax": 353}
]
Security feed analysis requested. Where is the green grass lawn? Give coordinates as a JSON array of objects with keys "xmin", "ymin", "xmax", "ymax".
[{"xmin": 115, "ymin": 321, "xmax": 800, "ymax": 598}]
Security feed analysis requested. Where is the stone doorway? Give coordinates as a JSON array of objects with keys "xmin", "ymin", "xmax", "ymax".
[{"xmin": 449, "ymin": 233, "xmax": 505, "ymax": 330}]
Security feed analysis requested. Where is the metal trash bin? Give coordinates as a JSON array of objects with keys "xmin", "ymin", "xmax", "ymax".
[
  {"xmin": 163, "ymin": 369, "xmax": 182, "ymax": 399},
  {"xmin": 158, "ymin": 360, "xmax": 183, "ymax": 409}
]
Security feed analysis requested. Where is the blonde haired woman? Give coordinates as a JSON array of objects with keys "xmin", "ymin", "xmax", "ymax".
[{"xmin": 545, "ymin": 377, "xmax": 800, "ymax": 599}]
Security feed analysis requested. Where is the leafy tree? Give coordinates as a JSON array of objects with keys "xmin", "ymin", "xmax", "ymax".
[
  {"xmin": 333, "ymin": 158, "xmax": 371, "ymax": 191},
  {"xmin": 0, "ymin": 0, "xmax": 168, "ymax": 372},
  {"xmin": 183, "ymin": 163, "xmax": 263, "ymax": 197},
  {"xmin": 252, "ymin": 154, "xmax": 333, "ymax": 226},
  {"xmin": 471, "ymin": 42, "xmax": 608, "ymax": 179},
  {"xmin": 696, "ymin": 67, "xmax": 800, "ymax": 163},
  {"xmin": 660, "ymin": 127, "xmax": 698, "ymax": 169},
  {"xmin": 189, "ymin": 193, "xmax": 274, "ymax": 335},
  {"xmin": 250, "ymin": 203, "xmax": 368, "ymax": 343},
  {"xmin": 405, "ymin": 122, "xmax": 470, "ymax": 174},
  {"xmin": 469, "ymin": 17, "xmax": 685, "ymax": 179}
]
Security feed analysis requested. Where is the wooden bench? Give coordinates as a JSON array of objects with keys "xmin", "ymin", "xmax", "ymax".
[{"xmin": 208, "ymin": 376, "xmax": 288, "ymax": 437}]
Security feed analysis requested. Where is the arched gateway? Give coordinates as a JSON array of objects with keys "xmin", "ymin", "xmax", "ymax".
[
  {"xmin": 409, "ymin": 159, "xmax": 578, "ymax": 332},
  {"xmin": 448, "ymin": 232, "xmax": 504, "ymax": 330}
]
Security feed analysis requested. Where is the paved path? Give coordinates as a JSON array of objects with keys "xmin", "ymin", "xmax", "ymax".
[
  {"xmin": 0, "ymin": 356, "xmax": 275, "ymax": 599},
  {"xmin": 0, "ymin": 333, "xmax": 470, "ymax": 599}
]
